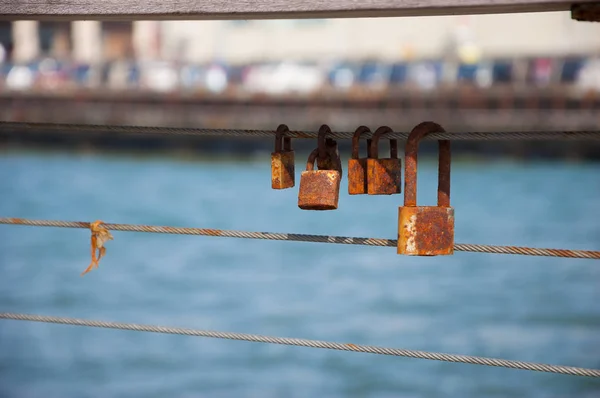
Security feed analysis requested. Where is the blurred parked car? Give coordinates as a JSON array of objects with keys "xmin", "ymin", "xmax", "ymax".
[
  {"xmin": 388, "ymin": 62, "xmax": 409, "ymax": 86},
  {"xmin": 72, "ymin": 63, "xmax": 92, "ymax": 86},
  {"xmin": 474, "ymin": 61, "xmax": 493, "ymax": 88},
  {"xmin": 356, "ymin": 60, "xmax": 390, "ymax": 91},
  {"xmin": 576, "ymin": 57, "xmax": 600, "ymax": 92},
  {"xmin": 1, "ymin": 55, "xmax": 598, "ymax": 96},
  {"xmin": 408, "ymin": 60, "xmax": 442, "ymax": 91},
  {"xmin": 0, "ymin": 62, "xmax": 12, "ymax": 88},
  {"xmin": 456, "ymin": 63, "xmax": 478, "ymax": 84},
  {"xmin": 105, "ymin": 60, "xmax": 139, "ymax": 90},
  {"xmin": 204, "ymin": 63, "xmax": 228, "ymax": 94},
  {"xmin": 5, "ymin": 64, "xmax": 35, "ymax": 90},
  {"xmin": 243, "ymin": 62, "xmax": 325, "ymax": 95},
  {"xmin": 327, "ymin": 62, "xmax": 359, "ymax": 90},
  {"xmin": 36, "ymin": 57, "xmax": 71, "ymax": 90},
  {"xmin": 492, "ymin": 60, "xmax": 514, "ymax": 84},
  {"xmin": 526, "ymin": 58, "xmax": 552, "ymax": 87},
  {"xmin": 180, "ymin": 64, "xmax": 205, "ymax": 91},
  {"xmin": 242, "ymin": 62, "xmax": 275, "ymax": 94},
  {"xmin": 559, "ymin": 57, "xmax": 586, "ymax": 84},
  {"xmin": 140, "ymin": 61, "xmax": 179, "ymax": 92},
  {"xmin": 227, "ymin": 64, "xmax": 249, "ymax": 87}
]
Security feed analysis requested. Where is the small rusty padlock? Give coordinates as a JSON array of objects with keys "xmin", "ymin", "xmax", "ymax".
[
  {"xmin": 298, "ymin": 126, "xmax": 342, "ymax": 210},
  {"xmin": 367, "ymin": 126, "xmax": 402, "ymax": 195},
  {"xmin": 271, "ymin": 124, "xmax": 295, "ymax": 189},
  {"xmin": 398, "ymin": 121, "xmax": 454, "ymax": 256},
  {"xmin": 347, "ymin": 126, "xmax": 372, "ymax": 195}
]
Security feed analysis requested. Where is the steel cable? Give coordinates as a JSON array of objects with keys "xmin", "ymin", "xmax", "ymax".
[
  {"xmin": 1, "ymin": 218, "xmax": 598, "ymax": 260},
  {"xmin": 1, "ymin": 122, "xmax": 599, "ymax": 141},
  {"xmin": 1, "ymin": 312, "xmax": 599, "ymax": 378}
]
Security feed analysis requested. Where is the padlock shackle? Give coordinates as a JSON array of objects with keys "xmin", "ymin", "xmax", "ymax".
[
  {"xmin": 351, "ymin": 126, "xmax": 371, "ymax": 159},
  {"xmin": 317, "ymin": 124, "xmax": 332, "ymax": 161},
  {"xmin": 275, "ymin": 124, "xmax": 292, "ymax": 152},
  {"xmin": 305, "ymin": 148, "xmax": 320, "ymax": 171},
  {"xmin": 369, "ymin": 126, "xmax": 397, "ymax": 160},
  {"xmin": 404, "ymin": 121, "xmax": 451, "ymax": 208}
]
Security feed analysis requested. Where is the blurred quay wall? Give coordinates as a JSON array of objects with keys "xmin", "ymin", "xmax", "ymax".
[{"xmin": 1, "ymin": 90, "xmax": 599, "ymax": 161}]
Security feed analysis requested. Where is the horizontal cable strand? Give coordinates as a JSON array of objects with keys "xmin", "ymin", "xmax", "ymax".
[
  {"xmin": 1, "ymin": 312, "xmax": 599, "ymax": 378},
  {"xmin": 0, "ymin": 218, "xmax": 598, "ymax": 260},
  {"xmin": 1, "ymin": 122, "xmax": 599, "ymax": 141}
]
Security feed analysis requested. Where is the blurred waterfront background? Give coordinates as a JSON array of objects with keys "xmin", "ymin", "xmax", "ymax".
[
  {"xmin": 0, "ymin": 11, "xmax": 600, "ymax": 398},
  {"xmin": 0, "ymin": 13, "xmax": 599, "ymax": 158}
]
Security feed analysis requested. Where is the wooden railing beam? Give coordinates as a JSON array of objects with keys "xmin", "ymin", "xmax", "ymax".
[{"xmin": 0, "ymin": 1, "xmax": 594, "ymax": 21}]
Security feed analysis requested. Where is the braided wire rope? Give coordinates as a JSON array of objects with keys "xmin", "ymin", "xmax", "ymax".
[
  {"xmin": 1, "ymin": 122, "xmax": 599, "ymax": 141},
  {"xmin": 1, "ymin": 218, "xmax": 598, "ymax": 259},
  {"xmin": 1, "ymin": 312, "xmax": 598, "ymax": 378}
]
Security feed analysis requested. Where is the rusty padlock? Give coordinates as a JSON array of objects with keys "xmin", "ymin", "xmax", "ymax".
[
  {"xmin": 298, "ymin": 131, "xmax": 342, "ymax": 210},
  {"xmin": 367, "ymin": 126, "xmax": 402, "ymax": 195},
  {"xmin": 398, "ymin": 121, "xmax": 454, "ymax": 256},
  {"xmin": 348, "ymin": 126, "xmax": 372, "ymax": 195},
  {"xmin": 271, "ymin": 124, "xmax": 295, "ymax": 189}
]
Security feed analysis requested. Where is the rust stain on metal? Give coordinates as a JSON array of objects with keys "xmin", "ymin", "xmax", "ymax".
[
  {"xmin": 399, "ymin": 207, "xmax": 454, "ymax": 256},
  {"xmin": 298, "ymin": 147, "xmax": 341, "ymax": 211},
  {"xmin": 348, "ymin": 157, "xmax": 368, "ymax": 194},
  {"xmin": 348, "ymin": 125, "xmax": 371, "ymax": 195},
  {"xmin": 346, "ymin": 343, "xmax": 359, "ymax": 350},
  {"xmin": 7, "ymin": 217, "xmax": 25, "ymax": 224},
  {"xmin": 366, "ymin": 125, "xmax": 401, "ymax": 195},
  {"xmin": 271, "ymin": 124, "xmax": 295, "ymax": 189},
  {"xmin": 398, "ymin": 121, "xmax": 454, "ymax": 256}
]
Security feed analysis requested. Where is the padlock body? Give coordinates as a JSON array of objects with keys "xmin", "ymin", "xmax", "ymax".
[
  {"xmin": 271, "ymin": 150, "xmax": 295, "ymax": 189},
  {"xmin": 348, "ymin": 158, "xmax": 368, "ymax": 195},
  {"xmin": 366, "ymin": 158, "xmax": 402, "ymax": 195},
  {"xmin": 298, "ymin": 170, "xmax": 341, "ymax": 210},
  {"xmin": 398, "ymin": 206, "xmax": 454, "ymax": 255}
]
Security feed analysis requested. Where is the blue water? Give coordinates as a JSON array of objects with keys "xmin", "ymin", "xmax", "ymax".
[{"xmin": 0, "ymin": 151, "xmax": 599, "ymax": 398}]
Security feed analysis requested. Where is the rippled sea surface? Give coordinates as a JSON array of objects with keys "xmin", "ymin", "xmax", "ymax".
[{"xmin": 0, "ymin": 151, "xmax": 599, "ymax": 398}]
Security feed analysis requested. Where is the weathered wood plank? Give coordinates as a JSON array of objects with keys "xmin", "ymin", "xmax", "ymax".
[{"xmin": 0, "ymin": 0, "xmax": 591, "ymax": 21}]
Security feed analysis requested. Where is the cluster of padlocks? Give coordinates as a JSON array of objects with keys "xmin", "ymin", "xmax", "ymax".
[{"xmin": 271, "ymin": 121, "xmax": 455, "ymax": 256}]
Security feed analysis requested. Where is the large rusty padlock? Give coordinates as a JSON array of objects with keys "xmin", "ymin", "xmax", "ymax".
[
  {"xmin": 298, "ymin": 126, "xmax": 342, "ymax": 210},
  {"xmin": 271, "ymin": 124, "xmax": 295, "ymax": 189},
  {"xmin": 398, "ymin": 121, "xmax": 454, "ymax": 256},
  {"xmin": 367, "ymin": 126, "xmax": 401, "ymax": 195},
  {"xmin": 347, "ymin": 126, "xmax": 372, "ymax": 195}
]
